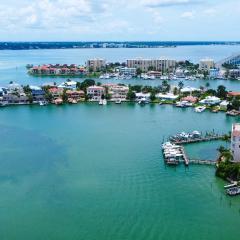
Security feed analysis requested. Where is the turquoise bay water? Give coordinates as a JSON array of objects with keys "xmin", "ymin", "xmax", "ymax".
[
  {"xmin": 0, "ymin": 104, "xmax": 240, "ymax": 240},
  {"xmin": 1, "ymin": 45, "xmax": 240, "ymax": 90},
  {"xmin": 1, "ymin": 46, "xmax": 240, "ymax": 239}
]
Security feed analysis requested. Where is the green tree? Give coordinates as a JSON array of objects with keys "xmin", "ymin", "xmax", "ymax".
[
  {"xmin": 127, "ymin": 90, "xmax": 136, "ymax": 100},
  {"xmin": 150, "ymin": 91, "xmax": 156, "ymax": 102},
  {"xmin": 62, "ymin": 89, "xmax": 68, "ymax": 103},
  {"xmin": 178, "ymin": 81, "xmax": 184, "ymax": 90},
  {"xmin": 173, "ymin": 87, "xmax": 178, "ymax": 95},
  {"xmin": 217, "ymin": 85, "xmax": 227, "ymax": 99},
  {"xmin": 136, "ymin": 68, "xmax": 142, "ymax": 76}
]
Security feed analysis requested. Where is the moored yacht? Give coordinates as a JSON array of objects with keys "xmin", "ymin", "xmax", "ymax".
[
  {"xmin": 102, "ymin": 99, "xmax": 107, "ymax": 105},
  {"xmin": 195, "ymin": 106, "xmax": 206, "ymax": 113},
  {"xmin": 115, "ymin": 99, "xmax": 122, "ymax": 104}
]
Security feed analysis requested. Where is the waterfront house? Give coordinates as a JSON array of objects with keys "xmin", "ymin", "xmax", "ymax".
[
  {"xmin": 30, "ymin": 86, "xmax": 46, "ymax": 102},
  {"xmin": 8, "ymin": 83, "xmax": 23, "ymax": 93},
  {"xmin": 228, "ymin": 92, "xmax": 240, "ymax": 98},
  {"xmin": 199, "ymin": 96, "xmax": 221, "ymax": 105},
  {"xmin": 66, "ymin": 90, "xmax": 85, "ymax": 101},
  {"xmin": 3, "ymin": 92, "xmax": 29, "ymax": 104},
  {"xmin": 135, "ymin": 92, "xmax": 151, "ymax": 101},
  {"xmin": 49, "ymin": 87, "xmax": 63, "ymax": 100},
  {"xmin": 156, "ymin": 93, "xmax": 179, "ymax": 101},
  {"xmin": 60, "ymin": 68, "xmax": 70, "ymax": 75},
  {"xmin": 58, "ymin": 80, "xmax": 77, "ymax": 90},
  {"xmin": 181, "ymin": 96, "xmax": 198, "ymax": 103},
  {"xmin": 40, "ymin": 66, "xmax": 50, "ymax": 75},
  {"xmin": 180, "ymin": 86, "xmax": 201, "ymax": 93},
  {"xmin": 87, "ymin": 86, "xmax": 106, "ymax": 101},
  {"xmin": 231, "ymin": 123, "xmax": 240, "ymax": 162},
  {"xmin": 220, "ymin": 100, "xmax": 229, "ymax": 111},
  {"xmin": 103, "ymin": 84, "xmax": 129, "ymax": 101}
]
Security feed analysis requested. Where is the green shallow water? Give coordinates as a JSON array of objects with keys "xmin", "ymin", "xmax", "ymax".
[{"xmin": 0, "ymin": 104, "xmax": 240, "ymax": 240}]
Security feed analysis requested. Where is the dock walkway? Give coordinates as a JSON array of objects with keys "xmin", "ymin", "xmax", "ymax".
[{"xmin": 171, "ymin": 135, "xmax": 224, "ymax": 145}]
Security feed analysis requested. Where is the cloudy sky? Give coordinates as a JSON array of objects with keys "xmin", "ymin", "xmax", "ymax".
[{"xmin": 0, "ymin": 0, "xmax": 239, "ymax": 41}]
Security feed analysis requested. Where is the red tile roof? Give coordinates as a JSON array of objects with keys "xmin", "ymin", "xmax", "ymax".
[{"xmin": 228, "ymin": 92, "xmax": 240, "ymax": 97}]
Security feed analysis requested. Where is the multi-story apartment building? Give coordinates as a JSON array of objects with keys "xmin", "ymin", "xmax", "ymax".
[
  {"xmin": 104, "ymin": 84, "xmax": 129, "ymax": 101},
  {"xmin": 86, "ymin": 59, "xmax": 106, "ymax": 71},
  {"xmin": 118, "ymin": 67, "xmax": 136, "ymax": 76},
  {"xmin": 126, "ymin": 58, "xmax": 176, "ymax": 73},
  {"xmin": 199, "ymin": 58, "xmax": 215, "ymax": 71},
  {"xmin": 87, "ymin": 86, "xmax": 106, "ymax": 101},
  {"xmin": 231, "ymin": 123, "xmax": 240, "ymax": 162}
]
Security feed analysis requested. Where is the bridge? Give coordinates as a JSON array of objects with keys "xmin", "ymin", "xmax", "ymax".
[{"xmin": 217, "ymin": 53, "xmax": 240, "ymax": 67}]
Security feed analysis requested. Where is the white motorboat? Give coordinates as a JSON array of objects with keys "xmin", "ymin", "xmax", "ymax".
[
  {"xmin": 99, "ymin": 99, "xmax": 103, "ymax": 105},
  {"xmin": 195, "ymin": 106, "xmax": 206, "ymax": 113},
  {"xmin": 39, "ymin": 101, "xmax": 47, "ymax": 106},
  {"xmin": 115, "ymin": 99, "xmax": 122, "ymax": 104},
  {"xmin": 103, "ymin": 99, "xmax": 107, "ymax": 105}
]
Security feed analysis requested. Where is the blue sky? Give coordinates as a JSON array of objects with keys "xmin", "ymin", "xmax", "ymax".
[{"xmin": 0, "ymin": 0, "xmax": 239, "ymax": 41}]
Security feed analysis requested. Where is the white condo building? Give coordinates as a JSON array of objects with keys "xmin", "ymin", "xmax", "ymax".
[
  {"xmin": 199, "ymin": 58, "xmax": 215, "ymax": 71},
  {"xmin": 126, "ymin": 58, "xmax": 176, "ymax": 72},
  {"xmin": 87, "ymin": 86, "xmax": 106, "ymax": 101},
  {"xmin": 231, "ymin": 123, "xmax": 240, "ymax": 162}
]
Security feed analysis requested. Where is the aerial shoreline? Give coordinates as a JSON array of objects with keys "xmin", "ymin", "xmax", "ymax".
[{"xmin": 0, "ymin": 41, "xmax": 240, "ymax": 50}]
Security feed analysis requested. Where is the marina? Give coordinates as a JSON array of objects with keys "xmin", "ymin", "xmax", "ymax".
[{"xmin": 162, "ymin": 130, "xmax": 226, "ymax": 166}]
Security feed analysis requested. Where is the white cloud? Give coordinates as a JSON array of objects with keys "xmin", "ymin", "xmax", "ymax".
[
  {"xmin": 181, "ymin": 11, "xmax": 195, "ymax": 19},
  {"xmin": 203, "ymin": 8, "xmax": 216, "ymax": 16},
  {"xmin": 0, "ymin": 0, "xmax": 107, "ymax": 29},
  {"xmin": 141, "ymin": 0, "xmax": 202, "ymax": 7}
]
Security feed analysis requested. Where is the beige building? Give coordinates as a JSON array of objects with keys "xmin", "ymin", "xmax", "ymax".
[
  {"xmin": 87, "ymin": 86, "xmax": 106, "ymax": 101},
  {"xmin": 126, "ymin": 58, "xmax": 176, "ymax": 73},
  {"xmin": 86, "ymin": 59, "xmax": 106, "ymax": 71},
  {"xmin": 199, "ymin": 58, "xmax": 215, "ymax": 71},
  {"xmin": 231, "ymin": 123, "xmax": 240, "ymax": 162},
  {"xmin": 104, "ymin": 84, "xmax": 129, "ymax": 101}
]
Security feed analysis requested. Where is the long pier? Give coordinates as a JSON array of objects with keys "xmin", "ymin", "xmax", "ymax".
[
  {"xmin": 188, "ymin": 159, "xmax": 217, "ymax": 166},
  {"xmin": 171, "ymin": 135, "xmax": 224, "ymax": 145},
  {"xmin": 180, "ymin": 146, "xmax": 189, "ymax": 166}
]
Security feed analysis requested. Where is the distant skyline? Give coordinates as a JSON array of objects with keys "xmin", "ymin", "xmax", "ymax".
[{"xmin": 0, "ymin": 0, "xmax": 239, "ymax": 41}]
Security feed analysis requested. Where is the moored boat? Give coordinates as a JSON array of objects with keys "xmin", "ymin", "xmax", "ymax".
[
  {"xmin": 195, "ymin": 106, "xmax": 206, "ymax": 113},
  {"xmin": 115, "ymin": 99, "xmax": 122, "ymax": 104}
]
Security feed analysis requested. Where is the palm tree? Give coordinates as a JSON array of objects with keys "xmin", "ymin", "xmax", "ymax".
[
  {"xmin": 205, "ymin": 82, "xmax": 210, "ymax": 89},
  {"xmin": 178, "ymin": 81, "xmax": 184, "ymax": 89}
]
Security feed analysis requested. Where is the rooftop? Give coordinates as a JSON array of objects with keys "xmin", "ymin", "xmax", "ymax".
[{"xmin": 232, "ymin": 123, "xmax": 240, "ymax": 137}]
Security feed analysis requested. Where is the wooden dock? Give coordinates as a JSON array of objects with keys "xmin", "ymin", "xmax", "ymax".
[
  {"xmin": 163, "ymin": 145, "xmax": 217, "ymax": 167},
  {"xmin": 171, "ymin": 135, "xmax": 224, "ymax": 145},
  {"xmin": 162, "ymin": 131, "xmax": 224, "ymax": 167},
  {"xmin": 180, "ymin": 146, "xmax": 189, "ymax": 166},
  {"xmin": 188, "ymin": 159, "xmax": 217, "ymax": 166}
]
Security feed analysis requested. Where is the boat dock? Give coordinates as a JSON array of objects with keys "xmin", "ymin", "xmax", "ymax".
[
  {"xmin": 180, "ymin": 146, "xmax": 189, "ymax": 166},
  {"xmin": 161, "ymin": 130, "xmax": 223, "ymax": 167},
  {"xmin": 171, "ymin": 135, "xmax": 224, "ymax": 144}
]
